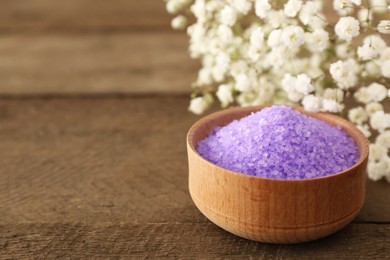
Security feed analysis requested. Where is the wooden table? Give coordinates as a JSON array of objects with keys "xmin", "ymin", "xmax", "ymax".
[
  {"xmin": 0, "ymin": 1, "xmax": 389, "ymax": 258},
  {"xmin": 0, "ymin": 96, "xmax": 389, "ymax": 258}
]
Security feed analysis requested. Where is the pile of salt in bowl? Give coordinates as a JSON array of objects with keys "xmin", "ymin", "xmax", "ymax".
[{"xmin": 197, "ymin": 106, "xmax": 359, "ymax": 179}]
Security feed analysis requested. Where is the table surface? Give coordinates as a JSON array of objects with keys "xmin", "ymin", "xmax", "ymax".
[
  {"xmin": 0, "ymin": 96, "xmax": 389, "ymax": 259},
  {"xmin": 0, "ymin": 1, "xmax": 389, "ymax": 259}
]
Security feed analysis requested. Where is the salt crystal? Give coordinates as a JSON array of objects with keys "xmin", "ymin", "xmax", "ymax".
[{"xmin": 196, "ymin": 106, "xmax": 359, "ymax": 179}]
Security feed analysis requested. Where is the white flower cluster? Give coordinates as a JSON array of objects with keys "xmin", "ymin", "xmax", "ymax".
[{"xmin": 167, "ymin": 0, "xmax": 390, "ymax": 182}]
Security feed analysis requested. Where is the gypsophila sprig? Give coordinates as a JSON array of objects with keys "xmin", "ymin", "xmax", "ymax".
[{"xmin": 166, "ymin": 0, "xmax": 390, "ymax": 182}]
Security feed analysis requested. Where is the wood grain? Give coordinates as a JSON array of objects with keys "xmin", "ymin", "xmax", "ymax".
[
  {"xmin": 0, "ymin": 96, "xmax": 198, "ymax": 224},
  {"xmin": 0, "ymin": 32, "xmax": 197, "ymax": 94},
  {"xmin": 0, "ymin": 96, "xmax": 388, "ymax": 256},
  {"xmin": 0, "ymin": 0, "xmax": 197, "ymax": 95},
  {"xmin": 0, "ymin": 0, "xmax": 342, "ymax": 95},
  {"xmin": 1, "ymin": 223, "xmax": 390, "ymax": 258},
  {"xmin": 0, "ymin": 0, "xmax": 172, "ymax": 31},
  {"xmin": 0, "ymin": 0, "xmax": 388, "ymax": 256}
]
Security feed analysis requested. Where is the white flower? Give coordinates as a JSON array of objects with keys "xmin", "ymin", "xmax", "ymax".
[
  {"xmin": 367, "ymin": 83, "xmax": 387, "ymax": 102},
  {"xmin": 335, "ymin": 16, "xmax": 360, "ymax": 41},
  {"xmin": 302, "ymin": 94, "xmax": 322, "ymax": 112},
  {"xmin": 370, "ymin": 0, "xmax": 388, "ymax": 13},
  {"xmin": 363, "ymin": 35, "xmax": 387, "ymax": 53},
  {"xmin": 282, "ymin": 25, "xmax": 305, "ymax": 49},
  {"xmin": 333, "ymin": 0, "xmax": 354, "ymax": 15},
  {"xmin": 307, "ymin": 54, "xmax": 323, "ymax": 76},
  {"xmin": 295, "ymin": 74, "xmax": 314, "ymax": 95},
  {"xmin": 354, "ymin": 88, "xmax": 370, "ymax": 104},
  {"xmin": 330, "ymin": 59, "xmax": 359, "ymax": 89},
  {"xmin": 354, "ymin": 83, "xmax": 387, "ymax": 104},
  {"xmin": 335, "ymin": 43, "xmax": 354, "ymax": 58},
  {"xmin": 171, "ymin": 15, "xmax": 188, "ymax": 30},
  {"xmin": 281, "ymin": 74, "xmax": 296, "ymax": 93},
  {"xmin": 298, "ymin": 2, "xmax": 326, "ymax": 29},
  {"xmin": 235, "ymin": 73, "xmax": 254, "ymax": 92},
  {"xmin": 284, "ymin": 0, "xmax": 303, "ymax": 17},
  {"xmin": 369, "ymin": 143, "xmax": 388, "ymax": 161},
  {"xmin": 370, "ymin": 111, "xmax": 390, "ymax": 132},
  {"xmin": 352, "ymin": 0, "xmax": 362, "ymax": 4},
  {"xmin": 299, "ymin": 1, "xmax": 320, "ymax": 25},
  {"xmin": 191, "ymin": 0, "xmax": 206, "ymax": 20},
  {"xmin": 378, "ymin": 20, "xmax": 390, "ymax": 34},
  {"xmin": 255, "ymin": 0, "xmax": 272, "ymax": 19},
  {"xmin": 323, "ymin": 88, "xmax": 344, "ymax": 101},
  {"xmin": 201, "ymin": 55, "xmax": 214, "ymax": 68},
  {"xmin": 348, "ymin": 106, "xmax": 368, "ymax": 124},
  {"xmin": 307, "ymin": 29, "xmax": 329, "ymax": 51},
  {"xmin": 229, "ymin": 0, "xmax": 252, "ymax": 15},
  {"xmin": 358, "ymin": 8, "xmax": 373, "ymax": 27},
  {"xmin": 377, "ymin": 131, "xmax": 390, "ymax": 148},
  {"xmin": 167, "ymin": 0, "xmax": 184, "ymax": 14},
  {"xmin": 217, "ymin": 24, "xmax": 233, "ymax": 43},
  {"xmin": 285, "ymin": 58, "xmax": 309, "ymax": 72},
  {"xmin": 379, "ymin": 47, "xmax": 390, "ymax": 62},
  {"xmin": 322, "ymin": 99, "xmax": 344, "ymax": 112},
  {"xmin": 368, "ymin": 142, "xmax": 390, "ymax": 181},
  {"xmin": 220, "ymin": 6, "xmax": 237, "ymax": 26},
  {"xmin": 216, "ymin": 52, "xmax": 230, "ymax": 68},
  {"xmin": 356, "ymin": 124, "xmax": 372, "ymax": 138},
  {"xmin": 267, "ymin": 29, "xmax": 283, "ymax": 48},
  {"xmin": 265, "ymin": 47, "xmax": 287, "ymax": 68},
  {"xmin": 281, "ymin": 73, "xmax": 313, "ymax": 102},
  {"xmin": 381, "ymin": 60, "xmax": 390, "ymax": 78},
  {"xmin": 248, "ymin": 46, "xmax": 261, "ymax": 62},
  {"xmin": 248, "ymin": 27, "xmax": 266, "ymax": 60},
  {"xmin": 288, "ymin": 91, "xmax": 304, "ymax": 102},
  {"xmin": 212, "ymin": 52, "xmax": 230, "ymax": 81},
  {"xmin": 216, "ymin": 84, "xmax": 234, "ymax": 107},
  {"xmin": 212, "ymin": 66, "xmax": 226, "ymax": 82},
  {"xmin": 250, "ymin": 27, "xmax": 265, "ymax": 50},
  {"xmin": 187, "ymin": 22, "xmax": 206, "ymax": 42},
  {"xmin": 281, "ymin": 74, "xmax": 303, "ymax": 102},
  {"xmin": 267, "ymin": 10, "xmax": 287, "ymax": 29},
  {"xmin": 364, "ymin": 62, "xmax": 381, "ymax": 77},
  {"xmin": 230, "ymin": 60, "xmax": 248, "ymax": 78},
  {"xmin": 368, "ymin": 159, "xmax": 388, "ymax": 181},
  {"xmin": 237, "ymin": 92, "xmax": 257, "ymax": 106},
  {"xmin": 357, "ymin": 43, "xmax": 379, "ymax": 60},
  {"xmin": 189, "ymin": 96, "xmax": 209, "ymax": 114},
  {"xmin": 205, "ymin": 0, "xmax": 223, "ymax": 13},
  {"xmin": 249, "ymin": 77, "xmax": 275, "ymax": 105},
  {"xmin": 334, "ymin": 0, "xmax": 361, "ymax": 15},
  {"xmin": 365, "ymin": 102, "xmax": 384, "ymax": 115},
  {"xmin": 197, "ymin": 67, "xmax": 213, "ymax": 85}
]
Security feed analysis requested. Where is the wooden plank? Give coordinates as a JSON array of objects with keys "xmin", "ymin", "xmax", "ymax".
[
  {"xmin": 0, "ymin": 96, "xmax": 388, "ymax": 225},
  {"xmin": 0, "ymin": 223, "xmax": 389, "ymax": 258},
  {"xmin": 358, "ymin": 179, "xmax": 390, "ymax": 223},
  {"xmin": 0, "ymin": 0, "xmax": 172, "ymax": 31},
  {"xmin": 0, "ymin": 32, "xmax": 197, "ymax": 94},
  {"xmin": 0, "ymin": 0, "xmax": 339, "ymax": 33},
  {"xmin": 0, "ymin": 97, "xmax": 199, "ymax": 224},
  {"xmin": 0, "ymin": 96, "xmax": 389, "ymax": 257},
  {"xmin": 0, "ymin": 0, "xmax": 196, "ymax": 94}
]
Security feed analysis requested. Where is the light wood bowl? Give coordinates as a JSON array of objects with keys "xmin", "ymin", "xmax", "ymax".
[{"xmin": 187, "ymin": 106, "xmax": 369, "ymax": 244}]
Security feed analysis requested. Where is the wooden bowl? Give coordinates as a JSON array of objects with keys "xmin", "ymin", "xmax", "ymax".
[{"xmin": 187, "ymin": 106, "xmax": 369, "ymax": 244}]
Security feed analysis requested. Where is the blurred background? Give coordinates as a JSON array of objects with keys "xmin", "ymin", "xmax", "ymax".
[{"xmin": 0, "ymin": 0, "xmax": 197, "ymax": 95}]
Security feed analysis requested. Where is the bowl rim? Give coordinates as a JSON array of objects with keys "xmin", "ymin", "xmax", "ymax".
[{"xmin": 187, "ymin": 105, "xmax": 370, "ymax": 182}]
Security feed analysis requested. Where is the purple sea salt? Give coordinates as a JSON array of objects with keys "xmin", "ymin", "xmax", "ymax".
[{"xmin": 196, "ymin": 106, "xmax": 359, "ymax": 179}]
